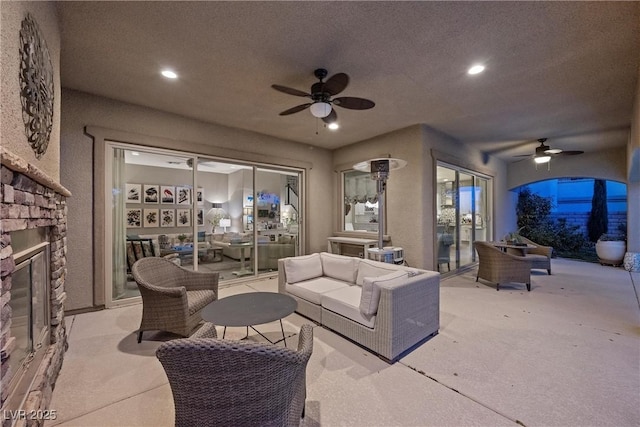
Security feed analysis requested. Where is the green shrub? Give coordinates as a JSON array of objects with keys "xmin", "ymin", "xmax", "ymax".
[{"xmin": 516, "ymin": 187, "xmax": 591, "ymax": 258}]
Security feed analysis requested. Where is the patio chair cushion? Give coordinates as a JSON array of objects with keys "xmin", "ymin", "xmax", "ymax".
[
  {"xmin": 360, "ymin": 270, "xmax": 408, "ymax": 316},
  {"xmin": 356, "ymin": 259, "xmax": 399, "ymax": 286},
  {"xmin": 286, "ymin": 277, "xmax": 349, "ymax": 305},
  {"xmin": 284, "ymin": 253, "xmax": 323, "ymax": 284},
  {"xmin": 321, "ymin": 285, "xmax": 376, "ymax": 328},
  {"xmin": 320, "ymin": 252, "xmax": 359, "ymax": 283}
]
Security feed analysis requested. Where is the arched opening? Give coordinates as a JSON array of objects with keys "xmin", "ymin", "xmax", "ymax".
[{"xmin": 513, "ymin": 178, "xmax": 627, "ymax": 262}]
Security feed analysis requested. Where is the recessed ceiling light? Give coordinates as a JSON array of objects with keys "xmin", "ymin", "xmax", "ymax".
[
  {"xmin": 467, "ymin": 65, "xmax": 485, "ymax": 75},
  {"xmin": 328, "ymin": 123, "xmax": 339, "ymax": 130},
  {"xmin": 161, "ymin": 70, "xmax": 178, "ymax": 79},
  {"xmin": 131, "ymin": 151, "xmax": 139, "ymax": 156}
]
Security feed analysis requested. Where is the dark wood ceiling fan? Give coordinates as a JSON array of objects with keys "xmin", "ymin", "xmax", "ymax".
[
  {"xmin": 514, "ymin": 138, "xmax": 584, "ymax": 162},
  {"xmin": 272, "ymin": 68, "xmax": 375, "ymax": 124}
]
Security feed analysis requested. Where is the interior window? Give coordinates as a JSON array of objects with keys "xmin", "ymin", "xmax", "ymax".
[{"xmin": 343, "ymin": 170, "xmax": 379, "ymax": 233}]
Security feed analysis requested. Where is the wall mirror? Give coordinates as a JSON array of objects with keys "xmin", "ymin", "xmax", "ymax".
[{"xmin": 342, "ymin": 169, "xmax": 383, "ymax": 233}]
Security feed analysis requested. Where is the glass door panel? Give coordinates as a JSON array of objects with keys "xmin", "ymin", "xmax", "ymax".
[
  {"xmin": 255, "ymin": 168, "xmax": 300, "ymax": 274},
  {"xmin": 108, "ymin": 144, "xmax": 305, "ymax": 306},
  {"xmin": 436, "ymin": 166, "xmax": 456, "ymax": 272},
  {"xmin": 436, "ymin": 163, "xmax": 492, "ymax": 273},
  {"xmin": 111, "ymin": 147, "xmax": 192, "ymax": 303}
]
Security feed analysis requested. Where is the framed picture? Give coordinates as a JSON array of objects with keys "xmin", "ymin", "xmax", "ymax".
[
  {"xmin": 126, "ymin": 208, "xmax": 142, "ymax": 228},
  {"xmin": 144, "ymin": 184, "xmax": 159, "ymax": 203},
  {"xmin": 160, "ymin": 209, "xmax": 175, "ymax": 227},
  {"xmin": 143, "ymin": 209, "xmax": 159, "ymax": 227},
  {"xmin": 197, "ymin": 209, "xmax": 204, "ymax": 226},
  {"xmin": 125, "ymin": 184, "xmax": 141, "ymax": 203},
  {"xmin": 177, "ymin": 186, "xmax": 191, "ymax": 205},
  {"xmin": 176, "ymin": 209, "xmax": 191, "ymax": 227},
  {"xmin": 197, "ymin": 187, "xmax": 204, "ymax": 205},
  {"xmin": 161, "ymin": 185, "xmax": 175, "ymax": 204}
]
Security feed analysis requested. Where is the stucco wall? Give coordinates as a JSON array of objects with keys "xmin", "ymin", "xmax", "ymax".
[
  {"xmin": 1, "ymin": 1, "xmax": 60, "ymax": 180},
  {"xmin": 331, "ymin": 125, "xmax": 510, "ymax": 271},
  {"xmin": 60, "ymin": 89, "xmax": 333, "ymax": 311},
  {"xmin": 507, "ymin": 146, "xmax": 626, "ymax": 190}
]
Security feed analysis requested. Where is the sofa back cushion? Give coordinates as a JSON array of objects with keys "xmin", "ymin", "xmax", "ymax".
[
  {"xmin": 359, "ymin": 270, "xmax": 409, "ymax": 316},
  {"xmin": 320, "ymin": 252, "xmax": 359, "ymax": 284},
  {"xmin": 356, "ymin": 259, "xmax": 401, "ymax": 286},
  {"xmin": 284, "ymin": 253, "xmax": 323, "ymax": 284}
]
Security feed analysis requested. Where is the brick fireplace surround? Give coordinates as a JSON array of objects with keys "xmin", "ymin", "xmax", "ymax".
[{"xmin": 1, "ymin": 148, "xmax": 70, "ymax": 427}]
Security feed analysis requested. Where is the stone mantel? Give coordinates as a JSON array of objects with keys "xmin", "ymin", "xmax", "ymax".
[{"xmin": 1, "ymin": 148, "xmax": 71, "ymax": 198}]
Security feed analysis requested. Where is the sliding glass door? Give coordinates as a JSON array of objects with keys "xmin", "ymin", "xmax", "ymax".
[
  {"xmin": 106, "ymin": 142, "xmax": 303, "ymax": 307},
  {"xmin": 436, "ymin": 164, "xmax": 492, "ymax": 272}
]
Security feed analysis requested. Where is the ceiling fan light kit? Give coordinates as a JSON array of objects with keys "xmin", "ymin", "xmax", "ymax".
[
  {"xmin": 534, "ymin": 156, "xmax": 551, "ymax": 164},
  {"xmin": 514, "ymin": 138, "xmax": 584, "ymax": 169},
  {"xmin": 272, "ymin": 68, "xmax": 375, "ymax": 126},
  {"xmin": 309, "ymin": 102, "xmax": 332, "ymax": 118}
]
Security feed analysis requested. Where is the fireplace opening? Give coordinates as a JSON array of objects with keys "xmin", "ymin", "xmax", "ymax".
[{"xmin": 4, "ymin": 228, "xmax": 51, "ymax": 414}]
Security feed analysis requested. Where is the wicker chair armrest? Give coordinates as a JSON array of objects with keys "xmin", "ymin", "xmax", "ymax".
[
  {"xmin": 180, "ymin": 270, "xmax": 219, "ymax": 292},
  {"xmin": 502, "ymin": 251, "xmax": 532, "ymax": 264},
  {"xmin": 530, "ymin": 245, "xmax": 552, "ymax": 257},
  {"xmin": 141, "ymin": 282, "xmax": 186, "ymax": 298},
  {"xmin": 297, "ymin": 324, "xmax": 314, "ymax": 360}
]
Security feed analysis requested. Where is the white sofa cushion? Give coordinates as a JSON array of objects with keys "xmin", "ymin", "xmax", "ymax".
[
  {"xmin": 360, "ymin": 270, "xmax": 409, "ymax": 316},
  {"xmin": 355, "ymin": 259, "xmax": 400, "ymax": 286},
  {"xmin": 321, "ymin": 286, "xmax": 376, "ymax": 328},
  {"xmin": 284, "ymin": 253, "xmax": 323, "ymax": 284},
  {"xmin": 286, "ymin": 277, "xmax": 350, "ymax": 305},
  {"xmin": 320, "ymin": 252, "xmax": 359, "ymax": 283}
]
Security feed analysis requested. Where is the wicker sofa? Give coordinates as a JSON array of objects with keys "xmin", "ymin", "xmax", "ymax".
[{"xmin": 278, "ymin": 252, "xmax": 440, "ymax": 362}]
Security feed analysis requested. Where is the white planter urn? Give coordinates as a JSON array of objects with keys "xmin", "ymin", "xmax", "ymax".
[{"xmin": 595, "ymin": 240, "xmax": 626, "ymax": 266}]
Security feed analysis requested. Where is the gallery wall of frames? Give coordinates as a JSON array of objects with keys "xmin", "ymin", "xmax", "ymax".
[{"xmin": 124, "ymin": 183, "xmax": 204, "ymax": 228}]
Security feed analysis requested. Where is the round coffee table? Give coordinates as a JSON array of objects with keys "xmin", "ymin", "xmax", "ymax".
[{"xmin": 201, "ymin": 292, "xmax": 297, "ymax": 346}]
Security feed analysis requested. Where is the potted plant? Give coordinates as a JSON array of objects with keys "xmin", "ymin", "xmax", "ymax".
[
  {"xmin": 595, "ymin": 233, "xmax": 626, "ymax": 266},
  {"xmin": 503, "ymin": 227, "xmax": 524, "ymax": 245},
  {"xmin": 177, "ymin": 234, "xmax": 188, "ymax": 245}
]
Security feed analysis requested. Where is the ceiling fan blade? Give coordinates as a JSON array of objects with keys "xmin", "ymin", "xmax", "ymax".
[
  {"xmin": 271, "ymin": 85, "xmax": 311, "ymax": 98},
  {"xmin": 333, "ymin": 97, "xmax": 375, "ymax": 110},
  {"xmin": 279, "ymin": 103, "xmax": 312, "ymax": 116},
  {"xmin": 323, "ymin": 73, "xmax": 349, "ymax": 96},
  {"xmin": 322, "ymin": 109, "xmax": 338, "ymax": 124},
  {"xmin": 555, "ymin": 150, "xmax": 584, "ymax": 156}
]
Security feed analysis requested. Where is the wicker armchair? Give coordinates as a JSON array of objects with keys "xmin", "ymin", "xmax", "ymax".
[
  {"xmin": 156, "ymin": 324, "xmax": 314, "ymax": 427},
  {"xmin": 512, "ymin": 236, "xmax": 552, "ymax": 274},
  {"xmin": 131, "ymin": 257, "xmax": 219, "ymax": 343},
  {"xmin": 474, "ymin": 241, "xmax": 532, "ymax": 291}
]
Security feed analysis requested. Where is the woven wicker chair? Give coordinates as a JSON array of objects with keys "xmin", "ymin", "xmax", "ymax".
[
  {"xmin": 156, "ymin": 324, "xmax": 314, "ymax": 427},
  {"xmin": 131, "ymin": 257, "xmax": 219, "ymax": 343},
  {"xmin": 474, "ymin": 241, "xmax": 532, "ymax": 291},
  {"xmin": 509, "ymin": 236, "xmax": 553, "ymax": 275}
]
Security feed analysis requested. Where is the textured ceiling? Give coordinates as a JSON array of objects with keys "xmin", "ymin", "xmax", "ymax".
[{"xmin": 57, "ymin": 2, "xmax": 639, "ymax": 160}]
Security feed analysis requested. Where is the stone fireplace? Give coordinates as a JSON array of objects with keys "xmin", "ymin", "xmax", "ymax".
[{"xmin": 1, "ymin": 148, "xmax": 69, "ymax": 426}]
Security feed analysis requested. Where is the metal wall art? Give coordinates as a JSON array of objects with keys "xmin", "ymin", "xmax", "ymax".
[{"xmin": 19, "ymin": 13, "xmax": 54, "ymax": 160}]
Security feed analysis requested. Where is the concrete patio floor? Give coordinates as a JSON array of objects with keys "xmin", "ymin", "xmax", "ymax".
[{"xmin": 46, "ymin": 258, "xmax": 639, "ymax": 427}]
